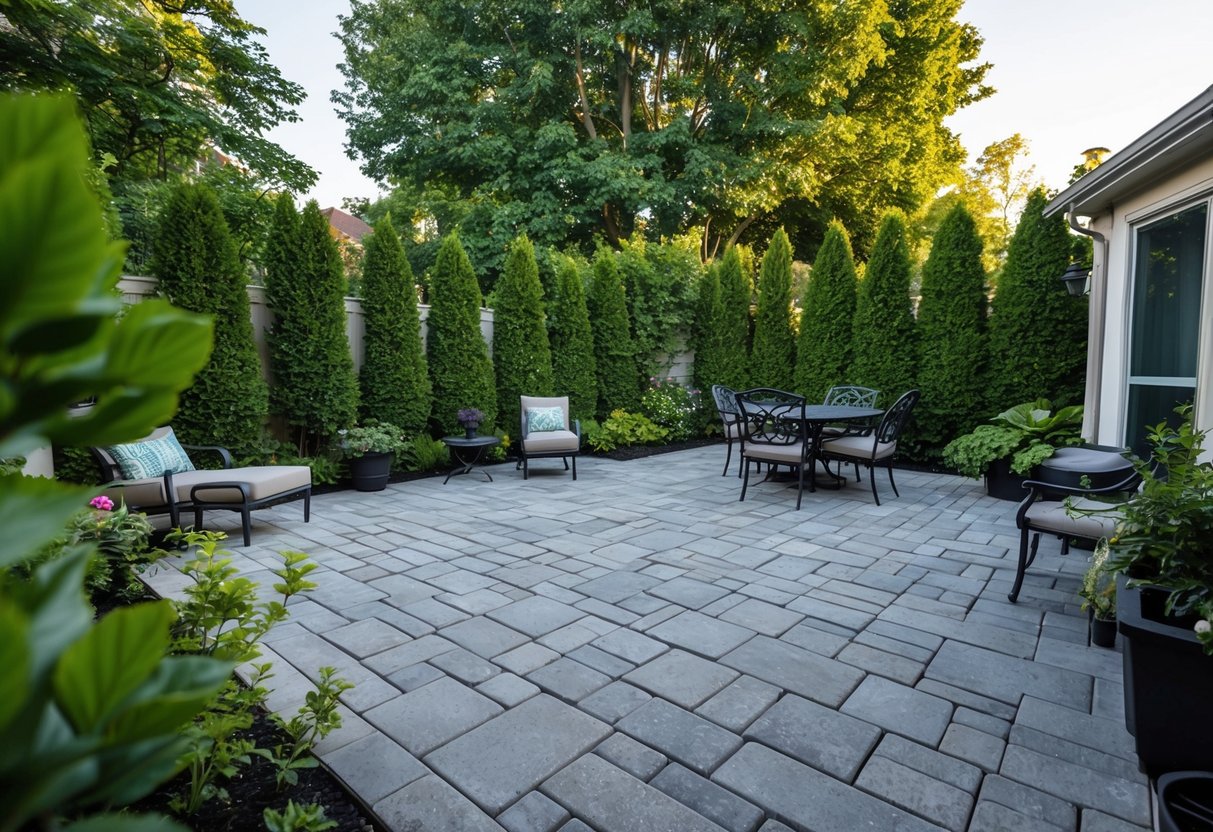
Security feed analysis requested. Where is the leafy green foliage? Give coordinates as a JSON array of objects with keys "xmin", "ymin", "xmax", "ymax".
[
  {"xmin": 493, "ymin": 235, "xmax": 554, "ymax": 433},
  {"xmin": 585, "ymin": 410, "xmax": 670, "ymax": 452},
  {"xmin": 640, "ymin": 379, "xmax": 704, "ymax": 442},
  {"xmin": 398, "ymin": 435, "xmax": 450, "ymax": 472},
  {"xmin": 359, "ymin": 216, "xmax": 432, "ymax": 433},
  {"xmin": 153, "ymin": 183, "xmax": 269, "ymax": 456},
  {"xmin": 714, "ymin": 246, "xmax": 753, "ymax": 389},
  {"xmin": 587, "ymin": 251, "xmax": 639, "ymax": 418},
  {"xmin": 261, "ymin": 667, "xmax": 352, "ymax": 789},
  {"xmin": 987, "ymin": 189, "xmax": 1088, "ymax": 409},
  {"xmin": 849, "ymin": 212, "xmax": 917, "ymax": 406},
  {"xmin": 338, "ymin": 423, "xmax": 406, "ymax": 458},
  {"xmin": 266, "ymin": 199, "xmax": 360, "ymax": 454},
  {"xmin": 691, "ymin": 262, "xmax": 725, "ymax": 392},
  {"xmin": 427, "ymin": 233, "xmax": 498, "ymax": 433},
  {"xmin": 0, "ymin": 93, "xmax": 226, "ymax": 831},
  {"xmin": 795, "ymin": 222, "xmax": 858, "ymax": 403},
  {"xmin": 1079, "ymin": 540, "xmax": 1116, "ymax": 619},
  {"xmin": 915, "ymin": 204, "xmax": 988, "ymax": 449},
  {"xmin": 54, "ymin": 445, "xmax": 103, "ymax": 485},
  {"xmin": 263, "ymin": 801, "xmax": 338, "ymax": 832},
  {"xmin": 335, "ymin": 0, "xmax": 989, "ymax": 268},
  {"xmin": 942, "ymin": 399, "xmax": 1084, "ymax": 478},
  {"xmin": 69, "ymin": 501, "xmax": 162, "ymax": 602},
  {"xmin": 748, "ymin": 230, "xmax": 797, "ymax": 390},
  {"xmin": 617, "ymin": 235, "xmax": 700, "ymax": 378},
  {"xmin": 549, "ymin": 256, "xmax": 598, "ymax": 422},
  {"xmin": 0, "ymin": 0, "xmax": 314, "ymax": 191}
]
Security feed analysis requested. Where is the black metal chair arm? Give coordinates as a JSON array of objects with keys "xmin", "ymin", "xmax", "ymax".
[{"xmin": 181, "ymin": 444, "xmax": 234, "ymax": 469}]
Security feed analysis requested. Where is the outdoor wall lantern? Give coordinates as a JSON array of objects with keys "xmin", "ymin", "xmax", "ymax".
[{"xmin": 1060, "ymin": 263, "xmax": 1091, "ymax": 296}]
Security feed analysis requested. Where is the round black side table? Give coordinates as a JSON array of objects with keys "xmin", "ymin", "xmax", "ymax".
[{"xmin": 441, "ymin": 435, "xmax": 501, "ymax": 484}]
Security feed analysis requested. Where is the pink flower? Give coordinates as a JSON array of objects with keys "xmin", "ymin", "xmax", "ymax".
[{"xmin": 89, "ymin": 495, "xmax": 114, "ymax": 512}]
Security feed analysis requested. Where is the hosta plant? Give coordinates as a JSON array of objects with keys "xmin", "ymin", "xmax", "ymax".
[{"xmin": 943, "ymin": 399, "xmax": 1084, "ymax": 478}]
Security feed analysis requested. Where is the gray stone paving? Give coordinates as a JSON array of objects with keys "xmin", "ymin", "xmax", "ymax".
[{"xmin": 144, "ymin": 446, "xmax": 1152, "ymax": 832}]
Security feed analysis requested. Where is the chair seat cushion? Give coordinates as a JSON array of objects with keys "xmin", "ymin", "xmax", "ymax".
[
  {"xmin": 743, "ymin": 441, "xmax": 809, "ymax": 465},
  {"xmin": 1024, "ymin": 497, "xmax": 1120, "ymax": 539},
  {"xmin": 821, "ymin": 434, "xmax": 895, "ymax": 460},
  {"xmin": 177, "ymin": 466, "xmax": 311, "ymax": 503},
  {"xmin": 523, "ymin": 430, "xmax": 580, "ymax": 454}
]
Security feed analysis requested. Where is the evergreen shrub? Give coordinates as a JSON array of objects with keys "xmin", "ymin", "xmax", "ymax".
[
  {"xmin": 493, "ymin": 235, "xmax": 554, "ymax": 434},
  {"xmin": 849, "ymin": 211, "xmax": 917, "ymax": 406},
  {"xmin": 587, "ymin": 249, "xmax": 639, "ymax": 417},
  {"xmin": 795, "ymin": 221, "xmax": 858, "ymax": 403},
  {"xmin": 749, "ymin": 229, "xmax": 796, "ymax": 390},
  {"xmin": 549, "ymin": 256, "xmax": 597, "ymax": 421},
  {"xmin": 714, "ymin": 246, "xmax": 753, "ymax": 390}
]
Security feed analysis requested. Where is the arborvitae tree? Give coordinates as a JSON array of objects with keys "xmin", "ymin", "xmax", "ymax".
[
  {"xmin": 587, "ymin": 249, "xmax": 639, "ymax": 417},
  {"xmin": 692, "ymin": 262, "xmax": 726, "ymax": 391},
  {"xmin": 749, "ymin": 229, "xmax": 796, "ymax": 390},
  {"xmin": 494, "ymin": 235, "xmax": 554, "ymax": 433},
  {"xmin": 265, "ymin": 198, "xmax": 359, "ymax": 453},
  {"xmin": 427, "ymin": 232, "xmax": 497, "ymax": 433},
  {"xmin": 916, "ymin": 204, "xmax": 988, "ymax": 447},
  {"xmin": 549, "ymin": 256, "xmax": 597, "ymax": 421},
  {"xmin": 849, "ymin": 211, "xmax": 917, "ymax": 405},
  {"xmin": 715, "ymin": 246, "xmax": 752, "ymax": 389},
  {"xmin": 987, "ymin": 188, "xmax": 1087, "ymax": 408},
  {"xmin": 152, "ymin": 183, "xmax": 268, "ymax": 456},
  {"xmin": 359, "ymin": 215, "xmax": 431, "ymax": 433},
  {"xmin": 795, "ymin": 221, "xmax": 858, "ymax": 403}
]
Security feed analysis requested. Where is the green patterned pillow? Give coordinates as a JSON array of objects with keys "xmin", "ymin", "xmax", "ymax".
[
  {"xmin": 107, "ymin": 429, "xmax": 195, "ymax": 480},
  {"xmin": 526, "ymin": 406, "xmax": 565, "ymax": 433}
]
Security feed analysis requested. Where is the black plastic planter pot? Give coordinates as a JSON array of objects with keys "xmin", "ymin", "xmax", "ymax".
[
  {"xmin": 1118, "ymin": 575, "xmax": 1213, "ymax": 779},
  {"xmin": 349, "ymin": 452, "xmax": 392, "ymax": 492},
  {"xmin": 1158, "ymin": 771, "xmax": 1213, "ymax": 832},
  {"xmin": 984, "ymin": 458, "xmax": 1027, "ymax": 501},
  {"xmin": 1091, "ymin": 615, "xmax": 1117, "ymax": 648}
]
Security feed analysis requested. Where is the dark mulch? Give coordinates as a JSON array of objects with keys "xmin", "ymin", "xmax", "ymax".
[
  {"xmin": 597, "ymin": 436, "xmax": 721, "ymax": 461},
  {"xmin": 135, "ymin": 714, "xmax": 376, "ymax": 832}
]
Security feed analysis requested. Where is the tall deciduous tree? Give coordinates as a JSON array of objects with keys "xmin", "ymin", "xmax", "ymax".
[
  {"xmin": 587, "ymin": 250, "xmax": 639, "ymax": 417},
  {"xmin": 335, "ymin": 0, "xmax": 990, "ymax": 273},
  {"xmin": 359, "ymin": 216, "xmax": 431, "ymax": 433},
  {"xmin": 987, "ymin": 189, "xmax": 1087, "ymax": 409},
  {"xmin": 795, "ymin": 222, "xmax": 858, "ymax": 403},
  {"xmin": 549, "ymin": 256, "xmax": 598, "ymax": 422},
  {"xmin": 714, "ymin": 246, "xmax": 753, "ymax": 390},
  {"xmin": 427, "ymin": 232, "xmax": 497, "ymax": 433},
  {"xmin": 152, "ymin": 183, "xmax": 268, "ymax": 456},
  {"xmin": 265, "ymin": 199, "xmax": 360, "ymax": 453},
  {"xmin": 494, "ymin": 235, "xmax": 554, "ymax": 433},
  {"xmin": 750, "ymin": 230, "xmax": 796, "ymax": 390},
  {"xmin": 849, "ymin": 211, "xmax": 917, "ymax": 405},
  {"xmin": 916, "ymin": 204, "xmax": 987, "ymax": 447}
]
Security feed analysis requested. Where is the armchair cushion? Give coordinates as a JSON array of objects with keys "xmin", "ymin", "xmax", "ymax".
[
  {"xmin": 526, "ymin": 406, "xmax": 565, "ymax": 433},
  {"xmin": 743, "ymin": 442, "xmax": 810, "ymax": 465},
  {"xmin": 106, "ymin": 427, "xmax": 195, "ymax": 480},
  {"xmin": 1023, "ymin": 497, "xmax": 1119, "ymax": 539},
  {"xmin": 521, "ymin": 430, "xmax": 580, "ymax": 454},
  {"xmin": 821, "ymin": 434, "xmax": 896, "ymax": 461}
]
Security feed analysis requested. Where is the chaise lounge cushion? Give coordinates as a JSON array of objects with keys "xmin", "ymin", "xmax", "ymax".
[{"xmin": 98, "ymin": 465, "xmax": 312, "ymax": 507}]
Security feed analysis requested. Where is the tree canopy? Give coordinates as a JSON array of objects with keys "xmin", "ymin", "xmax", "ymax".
[
  {"xmin": 0, "ymin": 0, "xmax": 314, "ymax": 191},
  {"xmin": 335, "ymin": 0, "xmax": 990, "ymax": 271}
]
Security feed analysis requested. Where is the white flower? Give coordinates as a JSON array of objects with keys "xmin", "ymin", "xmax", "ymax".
[{"xmin": 1196, "ymin": 620, "xmax": 1211, "ymax": 635}]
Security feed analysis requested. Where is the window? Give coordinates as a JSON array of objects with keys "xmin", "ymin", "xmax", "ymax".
[{"xmin": 1126, "ymin": 204, "xmax": 1207, "ymax": 457}]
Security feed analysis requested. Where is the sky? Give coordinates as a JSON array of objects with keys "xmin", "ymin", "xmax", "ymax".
[{"xmin": 240, "ymin": 0, "xmax": 1213, "ymax": 210}]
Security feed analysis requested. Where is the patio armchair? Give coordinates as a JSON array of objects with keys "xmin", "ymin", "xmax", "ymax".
[
  {"xmin": 711, "ymin": 384, "xmax": 747, "ymax": 477},
  {"xmin": 1008, "ymin": 470, "xmax": 1139, "ymax": 603},
  {"xmin": 518, "ymin": 395, "xmax": 580, "ymax": 480},
  {"xmin": 91, "ymin": 427, "xmax": 311, "ymax": 547},
  {"xmin": 818, "ymin": 389, "xmax": 919, "ymax": 506},
  {"xmin": 734, "ymin": 388, "xmax": 812, "ymax": 509}
]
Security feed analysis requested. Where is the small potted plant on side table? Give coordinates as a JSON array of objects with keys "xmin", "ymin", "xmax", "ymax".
[
  {"xmin": 1079, "ymin": 539, "xmax": 1117, "ymax": 648},
  {"xmin": 457, "ymin": 408, "xmax": 483, "ymax": 440},
  {"xmin": 1102, "ymin": 407, "xmax": 1213, "ymax": 778},
  {"xmin": 340, "ymin": 422, "xmax": 405, "ymax": 492}
]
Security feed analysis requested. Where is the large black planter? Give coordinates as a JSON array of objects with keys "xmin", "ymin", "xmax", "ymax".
[
  {"xmin": 349, "ymin": 452, "xmax": 392, "ymax": 492},
  {"xmin": 984, "ymin": 457, "xmax": 1026, "ymax": 501},
  {"xmin": 1118, "ymin": 575, "xmax": 1213, "ymax": 778}
]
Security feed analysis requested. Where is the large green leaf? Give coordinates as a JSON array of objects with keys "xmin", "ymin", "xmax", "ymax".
[
  {"xmin": 0, "ymin": 605, "xmax": 30, "ymax": 732},
  {"xmin": 105, "ymin": 656, "xmax": 233, "ymax": 742},
  {"xmin": 53, "ymin": 602, "xmax": 174, "ymax": 732},
  {"xmin": 23, "ymin": 546, "xmax": 95, "ymax": 684},
  {"xmin": 87, "ymin": 736, "xmax": 191, "ymax": 807},
  {"xmin": 64, "ymin": 814, "xmax": 190, "ymax": 832},
  {"xmin": 0, "ymin": 474, "xmax": 93, "ymax": 569}
]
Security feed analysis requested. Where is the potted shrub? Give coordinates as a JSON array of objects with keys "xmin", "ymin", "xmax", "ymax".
[
  {"xmin": 340, "ymin": 423, "xmax": 405, "ymax": 492},
  {"xmin": 1078, "ymin": 539, "xmax": 1117, "ymax": 648},
  {"xmin": 942, "ymin": 399, "xmax": 1083, "ymax": 500},
  {"xmin": 1103, "ymin": 408, "xmax": 1213, "ymax": 778}
]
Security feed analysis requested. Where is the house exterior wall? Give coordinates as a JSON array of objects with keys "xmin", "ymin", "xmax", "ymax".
[{"xmin": 1084, "ymin": 155, "xmax": 1213, "ymax": 450}]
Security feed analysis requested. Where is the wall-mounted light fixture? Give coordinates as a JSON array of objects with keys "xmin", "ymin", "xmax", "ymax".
[{"xmin": 1060, "ymin": 263, "xmax": 1091, "ymax": 296}]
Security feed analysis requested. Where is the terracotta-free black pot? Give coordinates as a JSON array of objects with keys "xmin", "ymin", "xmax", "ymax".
[
  {"xmin": 1090, "ymin": 615, "xmax": 1117, "ymax": 648},
  {"xmin": 1118, "ymin": 575, "xmax": 1213, "ymax": 778},
  {"xmin": 349, "ymin": 451, "xmax": 392, "ymax": 492},
  {"xmin": 984, "ymin": 457, "xmax": 1027, "ymax": 501}
]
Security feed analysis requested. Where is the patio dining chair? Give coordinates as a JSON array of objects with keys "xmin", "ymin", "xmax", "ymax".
[
  {"xmin": 734, "ymin": 388, "xmax": 813, "ymax": 509},
  {"xmin": 818, "ymin": 389, "xmax": 918, "ymax": 506},
  {"xmin": 822, "ymin": 385, "xmax": 881, "ymax": 481},
  {"xmin": 711, "ymin": 384, "xmax": 746, "ymax": 477}
]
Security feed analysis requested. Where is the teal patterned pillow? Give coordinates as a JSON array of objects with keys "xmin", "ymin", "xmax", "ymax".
[
  {"xmin": 526, "ymin": 406, "xmax": 565, "ymax": 433},
  {"xmin": 107, "ymin": 429, "xmax": 195, "ymax": 480}
]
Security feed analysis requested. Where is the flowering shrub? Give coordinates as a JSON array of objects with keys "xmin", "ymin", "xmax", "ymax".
[
  {"xmin": 69, "ymin": 499, "xmax": 160, "ymax": 600},
  {"xmin": 585, "ymin": 410, "xmax": 670, "ymax": 452},
  {"xmin": 457, "ymin": 408, "xmax": 484, "ymax": 428},
  {"xmin": 640, "ymin": 377, "xmax": 703, "ymax": 442},
  {"xmin": 90, "ymin": 495, "xmax": 115, "ymax": 511}
]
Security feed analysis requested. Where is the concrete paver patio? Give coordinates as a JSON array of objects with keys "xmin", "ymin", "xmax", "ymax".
[{"xmin": 145, "ymin": 446, "xmax": 1152, "ymax": 832}]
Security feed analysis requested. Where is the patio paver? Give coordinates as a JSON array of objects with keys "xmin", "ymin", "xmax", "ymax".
[{"xmin": 144, "ymin": 445, "xmax": 1152, "ymax": 832}]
